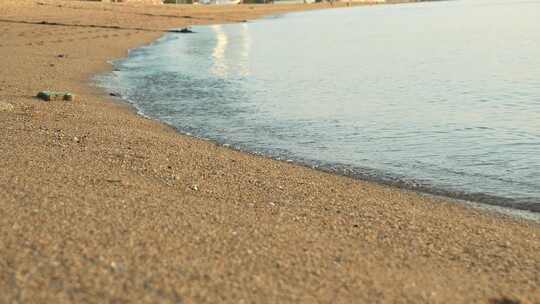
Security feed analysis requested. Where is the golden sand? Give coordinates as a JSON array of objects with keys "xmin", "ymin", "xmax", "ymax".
[{"xmin": 0, "ymin": 0, "xmax": 539, "ymax": 303}]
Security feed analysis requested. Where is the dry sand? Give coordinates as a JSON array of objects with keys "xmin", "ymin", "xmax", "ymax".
[{"xmin": 0, "ymin": 0, "xmax": 539, "ymax": 303}]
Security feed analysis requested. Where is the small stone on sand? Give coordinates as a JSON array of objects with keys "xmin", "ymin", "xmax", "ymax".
[
  {"xmin": 0, "ymin": 101, "xmax": 14, "ymax": 112},
  {"xmin": 37, "ymin": 91, "xmax": 76, "ymax": 102}
]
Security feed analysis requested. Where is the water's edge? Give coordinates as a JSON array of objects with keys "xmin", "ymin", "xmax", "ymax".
[{"xmin": 94, "ymin": 15, "xmax": 540, "ymax": 222}]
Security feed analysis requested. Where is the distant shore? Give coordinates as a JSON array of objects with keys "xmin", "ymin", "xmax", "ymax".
[{"xmin": 0, "ymin": 0, "xmax": 539, "ymax": 303}]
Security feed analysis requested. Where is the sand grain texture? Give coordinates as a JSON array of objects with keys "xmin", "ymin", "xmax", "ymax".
[{"xmin": 0, "ymin": 1, "xmax": 539, "ymax": 303}]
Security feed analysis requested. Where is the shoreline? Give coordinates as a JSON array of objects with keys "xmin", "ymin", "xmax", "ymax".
[
  {"xmin": 103, "ymin": 80, "xmax": 540, "ymax": 222},
  {"xmin": 1, "ymin": 0, "xmax": 539, "ymax": 302}
]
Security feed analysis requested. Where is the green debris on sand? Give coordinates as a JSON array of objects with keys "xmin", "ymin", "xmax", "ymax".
[{"xmin": 37, "ymin": 91, "xmax": 75, "ymax": 101}]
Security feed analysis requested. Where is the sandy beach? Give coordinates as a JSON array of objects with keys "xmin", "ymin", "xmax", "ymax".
[{"xmin": 0, "ymin": 0, "xmax": 539, "ymax": 303}]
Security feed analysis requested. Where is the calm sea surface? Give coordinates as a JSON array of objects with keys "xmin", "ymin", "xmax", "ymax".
[{"xmin": 101, "ymin": 0, "xmax": 540, "ymax": 212}]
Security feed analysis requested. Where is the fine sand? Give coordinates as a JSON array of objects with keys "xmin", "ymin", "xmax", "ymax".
[{"xmin": 0, "ymin": 0, "xmax": 539, "ymax": 303}]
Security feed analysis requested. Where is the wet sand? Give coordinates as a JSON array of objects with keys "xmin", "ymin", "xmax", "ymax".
[{"xmin": 1, "ymin": 0, "xmax": 539, "ymax": 303}]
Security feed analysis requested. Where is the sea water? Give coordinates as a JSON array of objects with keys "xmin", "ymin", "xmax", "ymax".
[{"xmin": 100, "ymin": 0, "xmax": 540, "ymax": 212}]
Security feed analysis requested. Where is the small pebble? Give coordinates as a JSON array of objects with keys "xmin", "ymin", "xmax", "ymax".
[{"xmin": 0, "ymin": 101, "xmax": 14, "ymax": 112}]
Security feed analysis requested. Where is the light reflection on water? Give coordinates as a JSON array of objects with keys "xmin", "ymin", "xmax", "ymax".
[
  {"xmin": 102, "ymin": 0, "xmax": 540, "ymax": 213},
  {"xmin": 210, "ymin": 25, "xmax": 228, "ymax": 77}
]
